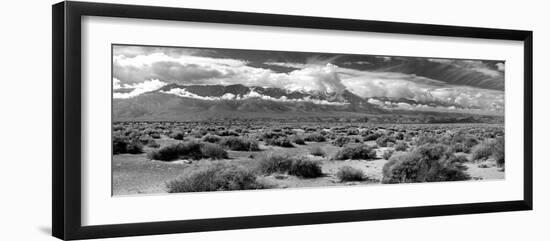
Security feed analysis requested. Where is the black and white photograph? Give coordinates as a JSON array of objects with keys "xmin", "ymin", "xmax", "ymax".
[{"xmin": 112, "ymin": 44, "xmax": 506, "ymax": 195}]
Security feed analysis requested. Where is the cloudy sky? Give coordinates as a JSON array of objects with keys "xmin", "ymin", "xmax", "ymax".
[{"xmin": 112, "ymin": 45, "xmax": 505, "ymax": 114}]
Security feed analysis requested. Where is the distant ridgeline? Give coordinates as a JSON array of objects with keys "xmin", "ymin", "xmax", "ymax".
[
  {"xmin": 113, "ymin": 84, "xmax": 504, "ymax": 124},
  {"xmin": 113, "ymin": 112, "xmax": 504, "ymax": 124}
]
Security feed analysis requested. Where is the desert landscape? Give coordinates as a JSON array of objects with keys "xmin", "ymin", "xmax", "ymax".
[
  {"xmin": 111, "ymin": 45, "xmax": 505, "ymax": 195},
  {"xmin": 113, "ymin": 120, "xmax": 504, "ymax": 195}
]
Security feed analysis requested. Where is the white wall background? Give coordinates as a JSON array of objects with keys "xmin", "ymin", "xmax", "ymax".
[{"xmin": 0, "ymin": 0, "xmax": 547, "ymax": 240}]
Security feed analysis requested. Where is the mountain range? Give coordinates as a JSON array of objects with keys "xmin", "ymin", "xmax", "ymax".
[
  {"xmin": 113, "ymin": 84, "xmax": 502, "ymax": 123},
  {"xmin": 113, "ymin": 84, "xmax": 385, "ymax": 121}
]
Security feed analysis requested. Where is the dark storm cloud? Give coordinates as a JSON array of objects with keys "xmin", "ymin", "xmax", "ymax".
[
  {"xmin": 112, "ymin": 45, "xmax": 505, "ymax": 113},
  {"xmin": 113, "ymin": 61, "xmax": 227, "ymax": 84}
]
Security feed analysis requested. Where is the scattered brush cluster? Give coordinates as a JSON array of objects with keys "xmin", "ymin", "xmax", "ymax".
[
  {"xmin": 166, "ymin": 163, "xmax": 269, "ymax": 193},
  {"xmin": 382, "ymin": 143, "xmax": 470, "ymax": 184},
  {"xmin": 304, "ymin": 132, "xmax": 326, "ymax": 142},
  {"xmin": 112, "ymin": 130, "xmax": 163, "ymax": 154},
  {"xmin": 471, "ymin": 137, "xmax": 505, "ymax": 168},
  {"xmin": 375, "ymin": 135, "xmax": 396, "ymax": 147},
  {"xmin": 382, "ymin": 149, "xmax": 395, "ymax": 160},
  {"xmin": 113, "ymin": 136, "xmax": 144, "ymax": 154},
  {"xmin": 219, "ymin": 136, "xmax": 260, "ymax": 151},
  {"xmin": 292, "ymin": 135, "xmax": 306, "ymax": 145},
  {"xmin": 332, "ymin": 136, "xmax": 363, "ymax": 147},
  {"xmin": 257, "ymin": 153, "xmax": 323, "ymax": 178},
  {"xmin": 165, "ymin": 152, "xmax": 325, "ymax": 193},
  {"xmin": 309, "ymin": 146, "xmax": 326, "ymax": 157},
  {"xmin": 334, "ymin": 143, "xmax": 377, "ymax": 160},
  {"xmin": 147, "ymin": 141, "xmax": 228, "ymax": 161},
  {"xmin": 336, "ymin": 166, "xmax": 365, "ymax": 182},
  {"xmin": 265, "ymin": 136, "xmax": 294, "ymax": 147},
  {"xmin": 260, "ymin": 131, "xmax": 295, "ymax": 147},
  {"xmin": 201, "ymin": 135, "xmax": 260, "ymax": 151}
]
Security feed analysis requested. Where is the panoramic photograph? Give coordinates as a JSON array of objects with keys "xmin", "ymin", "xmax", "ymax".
[{"xmin": 112, "ymin": 44, "xmax": 505, "ymax": 196}]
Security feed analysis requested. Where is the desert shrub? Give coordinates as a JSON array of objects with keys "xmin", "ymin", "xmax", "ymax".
[
  {"xmin": 147, "ymin": 141, "xmax": 226, "ymax": 161},
  {"xmin": 150, "ymin": 132, "xmax": 161, "ymax": 139},
  {"xmin": 166, "ymin": 163, "xmax": 267, "ymax": 193},
  {"xmin": 346, "ymin": 128, "xmax": 359, "ymax": 135},
  {"xmin": 375, "ymin": 135, "xmax": 396, "ymax": 147},
  {"xmin": 169, "ymin": 131, "xmax": 185, "ymax": 140},
  {"xmin": 288, "ymin": 158, "xmax": 323, "ymax": 178},
  {"xmin": 450, "ymin": 154, "xmax": 470, "ymax": 163},
  {"xmin": 113, "ymin": 136, "xmax": 143, "ymax": 154},
  {"xmin": 138, "ymin": 135, "xmax": 154, "ymax": 144},
  {"xmin": 394, "ymin": 132, "xmax": 405, "ymax": 140},
  {"xmin": 394, "ymin": 141, "xmax": 408, "ymax": 151},
  {"xmin": 146, "ymin": 139, "xmax": 160, "ymax": 148},
  {"xmin": 147, "ymin": 141, "xmax": 199, "ymax": 161},
  {"xmin": 143, "ymin": 128, "xmax": 156, "ymax": 135},
  {"xmin": 305, "ymin": 127, "xmax": 318, "ymax": 132},
  {"xmin": 248, "ymin": 140, "xmax": 260, "ymax": 151},
  {"xmin": 463, "ymin": 136, "xmax": 479, "ymax": 148},
  {"xmin": 201, "ymin": 134, "xmax": 222, "ymax": 143},
  {"xmin": 332, "ymin": 136, "xmax": 362, "ymax": 147},
  {"xmin": 471, "ymin": 141, "xmax": 495, "ymax": 161},
  {"xmin": 363, "ymin": 133, "xmax": 381, "ymax": 141},
  {"xmin": 190, "ymin": 129, "xmax": 207, "ymax": 138},
  {"xmin": 382, "ymin": 144, "xmax": 470, "ymax": 184},
  {"xmin": 113, "ymin": 124, "xmax": 124, "ymax": 131},
  {"xmin": 337, "ymin": 166, "xmax": 365, "ymax": 182},
  {"xmin": 310, "ymin": 146, "xmax": 325, "ymax": 157},
  {"xmin": 293, "ymin": 135, "xmax": 306, "ymax": 145},
  {"xmin": 257, "ymin": 153, "xmax": 294, "ymax": 174},
  {"xmin": 261, "ymin": 131, "xmax": 284, "ymax": 140},
  {"xmin": 217, "ymin": 130, "xmax": 240, "ymax": 136},
  {"xmin": 414, "ymin": 134, "xmax": 439, "ymax": 146},
  {"xmin": 451, "ymin": 143, "xmax": 467, "ymax": 153},
  {"xmin": 257, "ymin": 153, "xmax": 322, "ymax": 178},
  {"xmin": 200, "ymin": 143, "xmax": 229, "ymax": 159},
  {"xmin": 113, "ymin": 136, "xmax": 128, "ymax": 154},
  {"xmin": 478, "ymin": 163, "xmax": 490, "ymax": 168},
  {"xmin": 382, "ymin": 149, "xmax": 395, "ymax": 160},
  {"xmin": 304, "ymin": 132, "xmax": 326, "ymax": 142},
  {"xmin": 125, "ymin": 139, "xmax": 143, "ymax": 154},
  {"xmin": 220, "ymin": 136, "xmax": 260, "ymax": 151},
  {"xmin": 265, "ymin": 136, "xmax": 294, "ymax": 148},
  {"xmin": 492, "ymin": 137, "xmax": 505, "ymax": 168},
  {"xmin": 334, "ymin": 144, "xmax": 377, "ymax": 160},
  {"xmin": 450, "ymin": 135, "xmax": 478, "ymax": 153}
]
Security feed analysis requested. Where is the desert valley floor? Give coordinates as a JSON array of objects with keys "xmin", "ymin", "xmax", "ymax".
[{"xmin": 112, "ymin": 122, "xmax": 504, "ymax": 195}]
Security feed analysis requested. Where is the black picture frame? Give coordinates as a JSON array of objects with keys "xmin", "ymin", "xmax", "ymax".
[{"xmin": 52, "ymin": 1, "xmax": 533, "ymax": 240}]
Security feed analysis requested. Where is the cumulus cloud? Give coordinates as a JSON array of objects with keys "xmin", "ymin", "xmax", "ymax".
[
  {"xmin": 161, "ymin": 88, "xmax": 347, "ymax": 105},
  {"xmin": 113, "ymin": 52, "xmax": 247, "ymax": 84},
  {"xmin": 113, "ymin": 79, "xmax": 167, "ymax": 99},
  {"xmin": 341, "ymin": 70, "xmax": 504, "ymax": 113},
  {"xmin": 113, "ymin": 78, "xmax": 122, "ymax": 89},
  {"xmin": 116, "ymin": 51, "xmax": 348, "ymax": 93},
  {"xmin": 263, "ymin": 62, "xmax": 307, "ymax": 69},
  {"xmin": 496, "ymin": 62, "xmax": 505, "ymax": 71},
  {"xmin": 113, "ymin": 48, "xmax": 504, "ymax": 113},
  {"xmin": 281, "ymin": 64, "xmax": 346, "ymax": 93}
]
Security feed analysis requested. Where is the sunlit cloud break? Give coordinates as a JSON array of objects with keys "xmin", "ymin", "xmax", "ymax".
[
  {"xmin": 113, "ymin": 78, "xmax": 167, "ymax": 99},
  {"xmin": 161, "ymin": 88, "xmax": 348, "ymax": 105}
]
